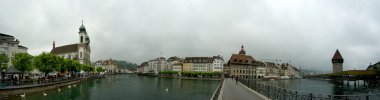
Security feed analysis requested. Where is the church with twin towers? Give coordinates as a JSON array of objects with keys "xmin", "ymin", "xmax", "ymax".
[{"xmin": 50, "ymin": 21, "xmax": 91, "ymax": 64}]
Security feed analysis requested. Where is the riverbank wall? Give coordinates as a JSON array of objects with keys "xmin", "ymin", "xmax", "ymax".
[
  {"xmin": 0, "ymin": 75, "xmax": 103, "ymax": 97},
  {"xmin": 137, "ymin": 73, "xmax": 222, "ymax": 80}
]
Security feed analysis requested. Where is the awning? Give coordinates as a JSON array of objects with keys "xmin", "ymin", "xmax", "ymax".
[{"xmin": 4, "ymin": 65, "xmax": 22, "ymax": 74}]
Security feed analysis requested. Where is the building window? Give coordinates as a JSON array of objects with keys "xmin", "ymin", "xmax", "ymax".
[
  {"xmin": 80, "ymin": 36, "xmax": 83, "ymax": 43},
  {"xmin": 80, "ymin": 52, "xmax": 82, "ymax": 58}
]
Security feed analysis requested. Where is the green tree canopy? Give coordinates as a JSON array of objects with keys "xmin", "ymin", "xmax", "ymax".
[
  {"xmin": 0, "ymin": 53, "xmax": 9, "ymax": 72},
  {"xmin": 34, "ymin": 52, "xmax": 61, "ymax": 78},
  {"xmin": 96, "ymin": 67, "xmax": 105, "ymax": 73},
  {"xmin": 66, "ymin": 59, "xmax": 81, "ymax": 72},
  {"xmin": 54, "ymin": 56, "xmax": 67, "ymax": 72},
  {"xmin": 12, "ymin": 53, "xmax": 33, "ymax": 79},
  {"xmin": 82, "ymin": 64, "xmax": 95, "ymax": 73}
]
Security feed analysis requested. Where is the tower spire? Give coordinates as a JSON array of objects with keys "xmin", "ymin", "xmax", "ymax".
[
  {"xmin": 238, "ymin": 45, "xmax": 246, "ymax": 55},
  {"xmin": 79, "ymin": 20, "xmax": 86, "ymax": 32}
]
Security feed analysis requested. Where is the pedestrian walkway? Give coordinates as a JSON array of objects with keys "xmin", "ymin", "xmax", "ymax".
[{"xmin": 218, "ymin": 78, "xmax": 268, "ymax": 100}]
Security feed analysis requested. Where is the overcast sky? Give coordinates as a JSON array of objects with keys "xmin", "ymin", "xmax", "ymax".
[{"xmin": 1, "ymin": 0, "xmax": 380, "ymax": 72}]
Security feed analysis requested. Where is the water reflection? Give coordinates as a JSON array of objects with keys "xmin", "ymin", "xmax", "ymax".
[
  {"xmin": 262, "ymin": 79, "xmax": 380, "ymax": 95},
  {"xmin": 331, "ymin": 80, "xmax": 344, "ymax": 95},
  {"xmin": 8, "ymin": 75, "xmax": 219, "ymax": 100}
]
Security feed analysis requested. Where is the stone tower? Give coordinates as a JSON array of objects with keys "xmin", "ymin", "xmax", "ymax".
[{"xmin": 331, "ymin": 49, "xmax": 344, "ymax": 73}]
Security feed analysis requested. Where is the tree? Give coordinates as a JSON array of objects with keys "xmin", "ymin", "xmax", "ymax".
[
  {"xmin": 89, "ymin": 65, "xmax": 95, "ymax": 72},
  {"xmin": 56, "ymin": 57, "xmax": 68, "ymax": 73},
  {"xmin": 66, "ymin": 59, "xmax": 81, "ymax": 77},
  {"xmin": 82, "ymin": 64, "xmax": 94, "ymax": 73},
  {"xmin": 96, "ymin": 67, "xmax": 105, "ymax": 73},
  {"xmin": 12, "ymin": 53, "xmax": 33, "ymax": 79},
  {"xmin": 34, "ymin": 52, "xmax": 61, "ymax": 78},
  {"xmin": 0, "ymin": 53, "xmax": 9, "ymax": 80}
]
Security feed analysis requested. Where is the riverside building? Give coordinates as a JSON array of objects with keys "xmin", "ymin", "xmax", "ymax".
[
  {"xmin": 227, "ymin": 45, "xmax": 257, "ymax": 78},
  {"xmin": 0, "ymin": 33, "xmax": 28, "ymax": 66}
]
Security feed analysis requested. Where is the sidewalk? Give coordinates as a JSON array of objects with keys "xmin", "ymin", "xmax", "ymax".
[{"xmin": 219, "ymin": 78, "xmax": 268, "ymax": 100}]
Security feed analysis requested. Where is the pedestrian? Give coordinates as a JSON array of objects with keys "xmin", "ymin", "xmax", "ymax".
[{"xmin": 235, "ymin": 76, "xmax": 239, "ymax": 84}]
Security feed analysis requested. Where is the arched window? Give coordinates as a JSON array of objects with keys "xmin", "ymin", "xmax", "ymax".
[
  {"xmin": 80, "ymin": 52, "xmax": 82, "ymax": 58},
  {"xmin": 80, "ymin": 36, "xmax": 83, "ymax": 43}
]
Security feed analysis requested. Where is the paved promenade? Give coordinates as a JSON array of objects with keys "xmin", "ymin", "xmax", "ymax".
[{"xmin": 218, "ymin": 78, "xmax": 268, "ymax": 100}]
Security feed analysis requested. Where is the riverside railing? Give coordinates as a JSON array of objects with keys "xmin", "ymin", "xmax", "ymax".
[
  {"xmin": 0, "ymin": 75, "xmax": 102, "ymax": 88},
  {"xmin": 210, "ymin": 78, "xmax": 224, "ymax": 100},
  {"xmin": 239, "ymin": 79, "xmax": 380, "ymax": 100}
]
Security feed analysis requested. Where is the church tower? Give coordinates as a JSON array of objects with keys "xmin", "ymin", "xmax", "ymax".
[
  {"xmin": 79, "ymin": 20, "xmax": 90, "ymax": 45},
  {"xmin": 77, "ymin": 20, "xmax": 91, "ymax": 64},
  {"xmin": 331, "ymin": 49, "xmax": 344, "ymax": 73}
]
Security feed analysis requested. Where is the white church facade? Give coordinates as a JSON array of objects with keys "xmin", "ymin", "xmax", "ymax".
[{"xmin": 50, "ymin": 22, "xmax": 91, "ymax": 64}]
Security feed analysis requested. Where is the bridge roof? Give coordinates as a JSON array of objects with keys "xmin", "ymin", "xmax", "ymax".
[{"xmin": 329, "ymin": 70, "xmax": 376, "ymax": 76}]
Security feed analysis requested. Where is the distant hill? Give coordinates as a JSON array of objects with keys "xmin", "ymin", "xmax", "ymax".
[
  {"xmin": 115, "ymin": 60, "xmax": 138, "ymax": 71},
  {"xmin": 367, "ymin": 61, "xmax": 380, "ymax": 70}
]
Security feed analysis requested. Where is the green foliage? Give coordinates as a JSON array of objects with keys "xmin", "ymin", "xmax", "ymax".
[
  {"xmin": 12, "ymin": 53, "xmax": 34, "ymax": 77},
  {"xmin": 33, "ymin": 52, "xmax": 61, "ymax": 77},
  {"xmin": 96, "ymin": 67, "xmax": 105, "ymax": 73},
  {"xmin": 0, "ymin": 53, "xmax": 9, "ymax": 72},
  {"xmin": 54, "ymin": 56, "xmax": 66, "ymax": 72},
  {"xmin": 66, "ymin": 59, "xmax": 81, "ymax": 72},
  {"xmin": 59, "ymin": 59, "xmax": 70, "ymax": 72},
  {"xmin": 82, "ymin": 64, "xmax": 95, "ymax": 72}
]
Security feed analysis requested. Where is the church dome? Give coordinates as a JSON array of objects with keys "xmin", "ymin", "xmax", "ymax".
[{"xmin": 79, "ymin": 24, "xmax": 86, "ymax": 32}]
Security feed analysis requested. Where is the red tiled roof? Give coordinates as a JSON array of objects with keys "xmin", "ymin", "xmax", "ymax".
[
  {"xmin": 332, "ymin": 49, "xmax": 343, "ymax": 60},
  {"xmin": 228, "ymin": 54, "xmax": 256, "ymax": 65},
  {"xmin": 51, "ymin": 44, "xmax": 79, "ymax": 54}
]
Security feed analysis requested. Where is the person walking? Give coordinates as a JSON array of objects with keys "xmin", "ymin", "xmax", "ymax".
[{"xmin": 235, "ymin": 76, "xmax": 239, "ymax": 84}]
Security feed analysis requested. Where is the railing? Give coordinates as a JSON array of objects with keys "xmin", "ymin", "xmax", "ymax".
[
  {"xmin": 0, "ymin": 75, "xmax": 102, "ymax": 88},
  {"xmin": 239, "ymin": 79, "xmax": 380, "ymax": 100},
  {"xmin": 210, "ymin": 78, "xmax": 224, "ymax": 100}
]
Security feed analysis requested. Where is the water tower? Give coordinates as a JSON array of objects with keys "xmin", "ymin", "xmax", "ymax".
[{"xmin": 331, "ymin": 49, "xmax": 344, "ymax": 73}]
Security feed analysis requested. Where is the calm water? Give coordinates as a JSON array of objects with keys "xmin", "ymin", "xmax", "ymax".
[
  {"xmin": 8, "ymin": 74, "xmax": 220, "ymax": 100},
  {"xmin": 262, "ymin": 79, "xmax": 380, "ymax": 95}
]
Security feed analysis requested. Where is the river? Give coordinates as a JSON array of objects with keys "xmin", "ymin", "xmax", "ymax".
[
  {"xmin": 262, "ymin": 79, "xmax": 380, "ymax": 95},
  {"xmin": 7, "ymin": 74, "xmax": 220, "ymax": 100}
]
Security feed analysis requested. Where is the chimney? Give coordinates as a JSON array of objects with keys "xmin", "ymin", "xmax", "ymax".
[{"xmin": 53, "ymin": 41, "xmax": 55, "ymax": 49}]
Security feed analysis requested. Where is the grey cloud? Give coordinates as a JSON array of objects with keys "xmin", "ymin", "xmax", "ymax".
[{"xmin": 1, "ymin": 0, "xmax": 380, "ymax": 72}]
